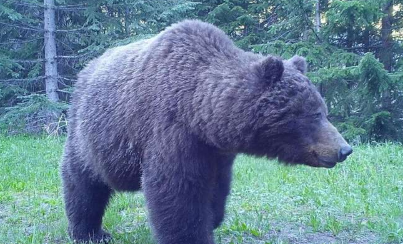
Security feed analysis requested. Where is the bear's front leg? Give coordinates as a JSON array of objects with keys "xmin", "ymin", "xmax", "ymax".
[
  {"xmin": 211, "ymin": 156, "xmax": 235, "ymax": 229},
  {"xmin": 142, "ymin": 131, "xmax": 216, "ymax": 244}
]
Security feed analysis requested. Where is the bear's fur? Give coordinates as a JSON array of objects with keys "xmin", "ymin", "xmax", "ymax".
[{"xmin": 61, "ymin": 20, "xmax": 352, "ymax": 244}]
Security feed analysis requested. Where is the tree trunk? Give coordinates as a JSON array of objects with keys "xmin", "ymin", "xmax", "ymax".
[
  {"xmin": 316, "ymin": 0, "xmax": 324, "ymax": 96},
  {"xmin": 346, "ymin": 27, "xmax": 354, "ymax": 49},
  {"xmin": 125, "ymin": 6, "xmax": 130, "ymax": 36},
  {"xmin": 379, "ymin": 0, "xmax": 393, "ymax": 112},
  {"xmin": 363, "ymin": 28, "xmax": 370, "ymax": 52},
  {"xmin": 44, "ymin": 0, "xmax": 59, "ymax": 102},
  {"xmin": 315, "ymin": 0, "xmax": 321, "ymax": 33},
  {"xmin": 379, "ymin": 0, "xmax": 393, "ymax": 72}
]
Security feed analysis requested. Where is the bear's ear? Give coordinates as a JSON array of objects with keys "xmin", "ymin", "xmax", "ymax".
[
  {"xmin": 255, "ymin": 56, "xmax": 284, "ymax": 84},
  {"xmin": 286, "ymin": 55, "xmax": 307, "ymax": 74}
]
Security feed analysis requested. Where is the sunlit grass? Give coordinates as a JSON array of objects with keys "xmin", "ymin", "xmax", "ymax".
[{"xmin": 0, "ymin": 136, "xmax": 402, "ymax": 243}]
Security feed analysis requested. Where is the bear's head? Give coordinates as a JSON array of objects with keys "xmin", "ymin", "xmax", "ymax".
[{"xmin": 248, "ymin": 55, "xmax": 352, "ymax": 168}]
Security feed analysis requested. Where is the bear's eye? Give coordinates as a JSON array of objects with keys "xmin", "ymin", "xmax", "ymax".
[{"xmin": 312, "ymin": 112, "xmax": 322, "ymax": 119}]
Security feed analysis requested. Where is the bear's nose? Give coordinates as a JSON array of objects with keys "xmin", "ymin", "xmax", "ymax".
[{"xmin": 338, "ymin": 146, "xmax": 353, "ymax": 162}]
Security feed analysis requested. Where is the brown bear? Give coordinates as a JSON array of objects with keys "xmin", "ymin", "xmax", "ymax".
[{"xmin": 61, "ymin": 20, "xmax": 352, "ymax": 244}]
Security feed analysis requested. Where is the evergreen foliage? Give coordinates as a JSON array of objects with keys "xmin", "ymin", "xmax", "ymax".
[{"xmin": 0, "ymin": 0, "xmax": 402, "ymax": 142}]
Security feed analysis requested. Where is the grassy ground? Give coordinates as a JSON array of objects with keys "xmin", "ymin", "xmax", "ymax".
[{"xmin": 0, "ymin": 136, "xmax": 402, "ymax": 244}]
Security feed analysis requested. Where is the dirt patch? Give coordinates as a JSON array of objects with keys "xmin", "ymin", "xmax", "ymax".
[
  {"xmin": 0, "ymin": 204, "xmax": 7, "ymax": 225},
  {"xmin": 263, "ymin": 222, "xmax": 378, "ymax": 244}
]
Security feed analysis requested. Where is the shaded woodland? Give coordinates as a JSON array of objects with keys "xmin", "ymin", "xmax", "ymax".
[{"xmin": 0, "ymin": 0, "xmax": 402, "ymax": 142}]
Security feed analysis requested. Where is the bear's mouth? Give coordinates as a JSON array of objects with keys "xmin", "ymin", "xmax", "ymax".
[
  {"xmin": 276, "ymin": 152, "xmax": 337, "ymax": 168},
  {"xmin": 316, "ymin": 156, "xmax": 337, "ymax": 168}
]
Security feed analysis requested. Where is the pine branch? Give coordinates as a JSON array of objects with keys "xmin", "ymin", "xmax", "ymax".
[
  {"xmin": 10, "ymin": 2, "xmax": 44, "ymax": 8},
  {"xmin": 56, "ymin": 52, "xmax": 95, "ymax": 59},
  {"xmin": 0, "ymin": 21, "xmax": 43, "ymax": 32},
  {"xmin": 55, "ymin": 6, "xmax": 87, "ymax": 11},
  {"xmin": 0, "ymin": 76, "xmax": 46, "ymax": 82},
  {"xmin": 57, "ymin": 89, "xmax": 72, "ymax": 94},
  {"xmin": 55, "ymin": 3, "xmax": 87, "ymax": 8},
  {"xmin": 56, "ymin": 27, "xmax": 88, "ymax": 33},
  {"xmin": 0, "ymin": 38, "xmax": 43, "ymax": 45},
  {"xmin": 58, "ymin": 76, "xmax": 77, "ymax": 82},
  {"xmin": 8, "ymin": 59, "xmax": 44, "ymax": 63}
]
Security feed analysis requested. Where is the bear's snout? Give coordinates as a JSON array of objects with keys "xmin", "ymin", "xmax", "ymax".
[
  {"xmin": 337, "ymin": 145, "xmax": 353, "ymax": 162},
  {"xmin": 308, "ymin": 119, "xmax": 353, "ymax": 168}
]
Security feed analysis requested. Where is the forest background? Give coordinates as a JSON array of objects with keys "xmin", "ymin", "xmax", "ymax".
[{"xmin": 0, "ymin": 0, "xmax": 402, "ymax": 143}]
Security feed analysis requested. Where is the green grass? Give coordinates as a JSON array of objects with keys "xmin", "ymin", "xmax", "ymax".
[{"xmin": 1, "ymin": 136, "xmax": 403, "ymax": 244}]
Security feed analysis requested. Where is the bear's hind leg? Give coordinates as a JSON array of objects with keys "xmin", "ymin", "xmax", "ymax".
[{"xmin": 61, "ymin": 156, "xmax": 112, "ymax": 243}]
